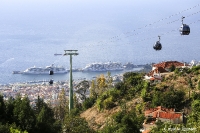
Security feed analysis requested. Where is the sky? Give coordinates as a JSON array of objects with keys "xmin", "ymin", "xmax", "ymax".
[
  {"xmin": 1, "ymin": 0, "xmax": 199, "ymax": 28},
  {"xmin": 0, "ymin": 0, "xmax": 200, "ymax": 64}
]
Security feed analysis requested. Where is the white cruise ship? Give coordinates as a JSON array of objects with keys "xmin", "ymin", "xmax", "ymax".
[
  {"xmin": 22, "ymin": 64, "xmax": 68, "ymax": 74},
  {"xmin": 82, "ymin": 62, "xmax": 124, "ymax": 72}
]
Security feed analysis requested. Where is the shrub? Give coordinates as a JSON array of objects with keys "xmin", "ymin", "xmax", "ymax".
[
  {"xmin": 82, "ymin": 97, "xmax": 96, "ymax": 110},
  {"xmin": 191, "ymin": 65, "xmax": 200, "ymax": 72},
  {"xmin": 108, "ymin": 89, "xmax": 120, "ymax": 101},
  {"xmin": 169, "ymin": 64, "xmax": 176, "ymax": 72},
  {"xmin": 103, "ymin": 96, "xmax": 115, "ymax": 109}
]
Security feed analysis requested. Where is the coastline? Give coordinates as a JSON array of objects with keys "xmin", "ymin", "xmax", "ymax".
[
  {"xmin": 2, "ymin": 66, "xmax": 148, "ymax": 86},
  {"xmin": 0, "ymin": 68, "xmax": 144, "ymax": 106},
  {"xmin": 6, "ymin": 62, "xmax": 152, "ymax": 85}
]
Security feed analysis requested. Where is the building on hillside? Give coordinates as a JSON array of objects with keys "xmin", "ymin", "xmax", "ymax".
[
  {"xmin": 144, "ymin": 67, "xmax": 167, "ymax": 83},
  {"xmin": 144, "ymin": 61, "xmax": 188, "ymax": 82},
  {"xmin": 191, "ymin": 60, "xmax": 200, "ymax": 66},
  {"xmin": 142, "ymin": 106, "xmax": 183, "ymax": 133},
  {"xmin": 152, "ymin": 61, "xmax": 187, "ymax": 71}
]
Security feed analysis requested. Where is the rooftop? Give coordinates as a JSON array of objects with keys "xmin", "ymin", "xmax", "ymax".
[{"xmin": 153, "ymin": 61, "xmax": 185, "ymax": 69}]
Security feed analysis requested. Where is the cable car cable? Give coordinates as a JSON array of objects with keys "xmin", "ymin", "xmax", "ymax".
[
  {"xmin": 87, "ymin": 9, "xmax": 200, "ymax": 48},
  {"xmin": 90, "ymin": 3, "xmax": 200, "ymax": 46},
  {"xmin": 96, "ymin": 18, "xmax": 200, "ymax": 50}
]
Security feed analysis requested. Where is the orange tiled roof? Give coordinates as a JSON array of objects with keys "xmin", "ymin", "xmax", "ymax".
[
  {"xmin": 143, "ymin": 130, "xmax": 150, "ymax": 133},
  {"xmin": 153, "ymin": 61, "xmax": 185, "ymax": 69},
  {"xmin": 151, "ymin": 112, "xmax": 182, "ymax": 119},
  {"xmin": 145, "ymin": 106, "xmax": 182, "ymax": 119},
  {"xmin": 159, "ymin": 112, "xmax": 182, "ymax": 119},
  {"xmin": 145, "ymin": 106, "xmax": 175, "ymax": 116}
]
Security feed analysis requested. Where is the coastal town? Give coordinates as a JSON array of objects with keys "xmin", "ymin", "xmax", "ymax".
[
  {"xmin": 1, "ymin": 61, "xmax": 149, "ymax": 105},
  {"xmin": 0, "ymin": 60, "xmax": 200, "ymax": 133},
  {"xmin": 0, "ymin": 60, "xmax": 195, "ymax": 103},
  {"xmin": 0, "ymin": 70, "xmax": 124, "ymax": 107},
  {"xmin": 0, "ymin": 60, "xmax": 198, "ymax": 106},
  {"xmin": 1, "ymin": 1, "xmax": 200, "ymax": 132}
]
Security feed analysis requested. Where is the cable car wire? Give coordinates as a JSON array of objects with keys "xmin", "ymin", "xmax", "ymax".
[
  {"xmin": 89, "ymin": 3, "xmax": 200, "ymax": 46},
  {"xmin": 86, "ymin": 10, "xmax": 200, "ymax": 48},
  {"xmin": 93, "ymin": 18, "xmax": 200, "ymax": 50},
  {"xmin": 52, "ymin": 4, "xmax": 200, "ymax": 64}
]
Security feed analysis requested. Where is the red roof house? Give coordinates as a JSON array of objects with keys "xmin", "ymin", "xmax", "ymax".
[
  {"xmin": 145, "ymin": 61, "xmax": 187, "ymax": 82},
  {"xmin": 142, "ymin": 106, "xmax": 183, "ymax": 132},
  {"xmin": 153, "ymin": 61, "xmax": 186, "ymax": 70}
]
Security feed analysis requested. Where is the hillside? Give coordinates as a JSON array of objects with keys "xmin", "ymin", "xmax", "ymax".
[
  {"xmin": 80, "ymin": 65, "xmax": 200, "ymax": 132},
  {"xmin": 81, "ymin": 97, "xmax": 142, "ymax": 130}
]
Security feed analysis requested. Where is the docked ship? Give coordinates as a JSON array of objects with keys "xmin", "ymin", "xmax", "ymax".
[
  {"xmin": 22, "ymin": 64, "xmax": 68, "ymax": 74},
  {"xmin": 123, "ymin": 62, "xmax": 137, "ymax": 70},
  {"xmin": 82, "ymin": 62, "xmax": 124, "ymax": 72}
]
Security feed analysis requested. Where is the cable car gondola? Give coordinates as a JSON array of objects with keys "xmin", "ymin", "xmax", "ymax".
[
  {"xmin": 179, "ymin": 16, "xmax": 190, "ymax": 35},
  {"xmin": 49, "ymin": 79, "xmax": 53, "ymax": 85},
  {"xmin": 49, "ymin": 70, "xmax": 54, "ymax": 75},
  {"xmin": 153, "ymin": 36, "xmax": 162, "ymax": 51},
  {"xmin": 49, "ymin": 70, "xmax": 54, "ymax": 85}
]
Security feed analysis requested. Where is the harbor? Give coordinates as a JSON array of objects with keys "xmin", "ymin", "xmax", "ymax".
[{"xmin": 12, "ymin": 62, "xmax": 146, "ymax": 74}]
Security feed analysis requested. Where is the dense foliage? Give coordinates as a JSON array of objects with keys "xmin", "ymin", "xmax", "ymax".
[
  {"xmin": 149, "ymin": 65, "xmax": 200, "ymax": 132},
  {"xmin": 96, "ymin": 72, "xmax": 145, "ymax": 111},
  {"xmin": 0, "ymin": 95, "xmax": 61, "ymax": 133},
  {"xmin": 99, "ymin": 109, "xmax": 144, "ymax": 133}
]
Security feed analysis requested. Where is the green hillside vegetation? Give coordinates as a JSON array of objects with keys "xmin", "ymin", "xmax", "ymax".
[
  {"xmin": 81, "ymin": 66, "xmax": 200, "ymax": 132},
  {"xmin": 1, "ymin": 66, "xmax": 200, "ymax": 132}
]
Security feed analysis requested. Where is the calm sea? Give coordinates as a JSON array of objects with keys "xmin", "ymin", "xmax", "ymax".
[{"xmin": 1, "ymin": 26, "xmax": 200, "ymax": 84}]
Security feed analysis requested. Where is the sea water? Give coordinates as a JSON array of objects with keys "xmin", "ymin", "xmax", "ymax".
[
  {"xmin": 1, "ymin": 2, "xmax": 200, "ymax": 84},
  {"xmin": 0, "ymin": 28, "xmax": 200, "ymax": 84}
]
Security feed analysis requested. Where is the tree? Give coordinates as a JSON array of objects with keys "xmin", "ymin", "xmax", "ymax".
[
  {"xmin": 0, "ymin": 123, "xmax": 10, "ymax": 133},
  {"xmin": 34, "ymin": 96, "xmax": 44, "ymax": 116},
  {"xmin": 54, "ymin": 88, "xmax": 68, "ymax": 122},
  {"xmin": 5, "ymin": 97, "xmax": 15, "ymax": 124},
  {"xmin": 188, "ymin": 77, "xmax": 193, "ymax": 99},
  {"xmin": 89, "ymin": 80, "xmax": 98, "ymax": 100},
  {"xmin": 186, "ymin": 100, "xmax": 200, "ymax": 132},
  {"xmin": 10, "ymin": 127, "xmax": 28, "ymax": 133},
  {"xmin": 36, "ymin": 106, "xmax": 57, "ymax": 133},
  {"xmin": 106, "ymin": 71, "xmax": 113, "ymax": 89},
  {"xmin": 0, "ymin": 95, "xmax": 6, "ymax": 124},
  {"xmin": 150, "ymin": 86, "xmax": 185, "ymax": 109},
  {"xmin": 103, "ymin": 109, "xmax": 144, "ymax": 133},
  {"xmin": 197, "ymin": 80, "xmax": 200, "ymax": 90},
  {"xmin": 141, "ymin": 82, "xmax": 150, "ymax": 101},
  {"xmin": 63, "ymin": 115, "xmax": 95, "ymax": 133},
  {"xmin": 169, "ymin": 64, "xmax": 176, "ymax": 72},
  {"xmin": 13, "ymin": 95, "xmax": 36, "ymax": 133},
  {"xmin": 169, "ymin": 89, "xmax": 185, "ymax": 109},
  {"xmin": 96, "ymin": 74, "xmax": 108, "ymax": 95},
  {"xmin": 123, "ymin": 72, "xmax": 142, "ymax": 87},
  {"xmin": 35, "ymin": 96, "xmax": 61, "ymax": 133},
  {"xmin": 82, "ymin": 97, "xmax": 96, "ymax": 110}
]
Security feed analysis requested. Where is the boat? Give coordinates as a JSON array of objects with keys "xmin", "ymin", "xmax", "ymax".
[
  {"xmin": 12, "ymin": 71, "xmax": 22, "ymax": 74},
  {"xmin": 54, "ymin": 53, "xmax": 62, "ymax": 56},
  {"xmin": 82, "ymin": 62, "xmax": 124, "ymax": 72},
  {"xmin": 22, "ymin": 64, "xmax": 68, "ymax": 74}
]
